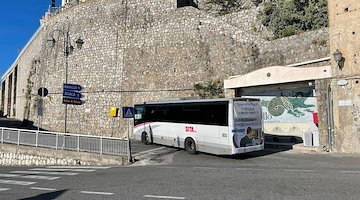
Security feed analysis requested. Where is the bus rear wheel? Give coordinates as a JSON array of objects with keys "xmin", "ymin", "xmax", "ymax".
[
  {"xmin": 141, "ymin": 132, "xmax": 149, "ymax": 145},
  {"xmin": 185, "ymin": 138, "xmax": 197, "ymax": 154}
]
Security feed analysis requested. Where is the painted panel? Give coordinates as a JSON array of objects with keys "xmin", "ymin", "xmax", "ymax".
[{"xmin": 245, "ymin": 87, "xmax": 318, "ymax": 138}]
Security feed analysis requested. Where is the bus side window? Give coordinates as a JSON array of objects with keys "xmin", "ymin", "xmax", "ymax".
[{"xmin": 134, "ymin": 106, "xmax": 145, "ymax": 126}]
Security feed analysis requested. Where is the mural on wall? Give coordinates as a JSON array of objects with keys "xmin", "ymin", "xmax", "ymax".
[
  {"xmin": 245, "ymin": 88, "xmax": 317, "ymax": 124},
  {"xmin": 261, "ymin": 96, "xmax": 316, "ymax": 123}
]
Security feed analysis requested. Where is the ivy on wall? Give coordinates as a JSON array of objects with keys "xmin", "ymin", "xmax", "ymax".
[{"xmin": 193, "ymin": 79, "xmax": 225, "ymax": 99}]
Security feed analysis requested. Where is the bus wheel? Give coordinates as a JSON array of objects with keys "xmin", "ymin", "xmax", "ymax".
[
  {"xmin": 185, "ymin": 138, "xmax": 197, "ymax": 154},
  {"xmin": 141, "ymin": 132, "xmax": 149, "ymax": 145}
]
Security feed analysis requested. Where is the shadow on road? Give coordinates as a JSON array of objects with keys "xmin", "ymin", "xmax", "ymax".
[
  {"xmin": 0, "ymin": 117, "xmax": 45, "ymax": 131},
  {"xmin": 132, "ymin": 133, "xmax": 304, "ymax": 161},
  {"xmin": 19, "ymin": 189, "xmax": 68, "ymax": 200}
]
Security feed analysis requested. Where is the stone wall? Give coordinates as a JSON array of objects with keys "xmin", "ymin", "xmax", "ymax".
[
  {"xmin": 2, "ymin": 0, "xmax": 329, "ymax": 139},
  {"xmin": 328, "ymin": 0, "xmax": 360, "ymax": 153},
  {"xmin": 0, "ymin": 143, "xmax": 127, "ymax": 166}
]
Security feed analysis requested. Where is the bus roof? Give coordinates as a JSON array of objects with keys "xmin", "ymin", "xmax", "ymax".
[{"xmin": 134, "ymin": 97, "xmax": 260, "ymax": 105}]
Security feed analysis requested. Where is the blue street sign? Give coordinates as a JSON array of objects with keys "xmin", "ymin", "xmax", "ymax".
[
  {"xmin": 123, "ymin": 107, "xmax": 134, "ymax": 119},
  {"xmin": 63, "ymin": 90, "xmax": 82, "ymax": 99},
  {"xmin": 63, "ymin": 83, "xmax": 82, "ymax": 91}
]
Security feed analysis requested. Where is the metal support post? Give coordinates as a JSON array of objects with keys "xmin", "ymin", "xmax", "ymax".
[
  {"xmin": 36, "ymin": 131, "xmax": 38, "ymax": 147},
  {"xmin": 17, "ymin": 130, "xmax": 20, "ymax": 145},
  {"xmin": 56, "ymin": 134, "xmax": 58, "ymax": 150},
  {"xmin": 100, "ymin": 137, "xmax": 103, "ymax": 155},
  {"xmin": 77, "ymin": 134, "xmax": 80, "ymax": 151},
  {"xmin": 127, "ymin": 120, "xmax": 132, "ymax": 163}
]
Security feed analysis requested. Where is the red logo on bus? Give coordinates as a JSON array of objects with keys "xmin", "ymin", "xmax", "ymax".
[{"xmin": 185, "ymin": 127, "xmax": 196, "ymax": 133}]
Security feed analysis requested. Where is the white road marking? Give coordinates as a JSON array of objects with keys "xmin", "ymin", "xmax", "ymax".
[
  {"xmin": 0, "ymin": 179, "xmax": 36, "ymax": 186},
  {"xmin": 0, "ymin": 188, "xmax": 10, "ymax": 192},
  {"xmin": 0, "ymin": 174, "xmax": 20, "ymax": 178},
  {"xmin": 0, "ymin": 174, "xmax": 59, "ymax": 180},
  {"xmin": 340, "ymin": 171, "xmax": 360, "ymax": 173},
  {"xmin": 29, "ymin": 168, "xmax": 94, "ymax": 172},
  {"xmin": 284, "ymin": 169, "xmax": 316, "ymax": 172},
  {"xmin": 144, "ymin": 195, "xmax": 186, "ymax": 199},
  {"xmin": 22, "ymin": 175, "xmax": 60, "ymax": 180},
  {"xmin": 11, "ymin": 171, "xmax": 78, "ymax": 176},
  {"xmin": 132, "ymin": 147, "xmax": 168, "ymax": 157},
  {"xmin": 236, "ymin": 168, "xmax": 264, "ymax": 171},
  {"xmin": 80, "ymin": 191, "xmax": 114, "ymax": 195},
  {"xmin": 193, "ymin": 167, "xmax": 217, "ymax": 170},
  {"xmin": 47, "ymin": 166, "xmax": 111, "ymax": 169},
  {"xmin": 30, "ymin": 187, "xmax": 57, "ymax": 191}
]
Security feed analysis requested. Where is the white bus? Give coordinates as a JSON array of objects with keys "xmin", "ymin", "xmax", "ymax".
[{"xmin": 133, "ymin": 98, "xmax": 264, "ymax": 155}]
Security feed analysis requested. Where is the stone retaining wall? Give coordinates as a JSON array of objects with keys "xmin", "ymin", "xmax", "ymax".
[{"xmin": 0, "ymin": 143, "xmax": 128, "ymax": 166}]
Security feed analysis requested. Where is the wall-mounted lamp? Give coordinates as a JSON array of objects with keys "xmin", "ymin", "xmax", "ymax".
[
  {"xmin": 47, "ymin": 36, "xmax": 56, "ymax": 48},
  {"xmin": 47, "ymin": 34, "xmax": 84, "ymax": 56},
  {"xmin": 333, "ymin": 49, "xmax": 343, "ymax": 69},
  {"xmin": 75, "ymin": 38, "xmax": 84, "ymax": 49}
]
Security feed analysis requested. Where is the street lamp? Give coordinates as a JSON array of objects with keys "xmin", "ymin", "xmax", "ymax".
[{"xmin": 47, "ymin": 30, "xmax": 84, "ymax": 133}]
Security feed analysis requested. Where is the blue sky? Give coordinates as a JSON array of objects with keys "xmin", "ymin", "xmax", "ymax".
[{"xmin": 0, "ymin": 0, "xmax": 61, "ymax": 76}]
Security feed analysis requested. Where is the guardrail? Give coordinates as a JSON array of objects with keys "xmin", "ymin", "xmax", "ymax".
[{"xmin": 0, "ymin": 127, "xmax": 130, "ymax": 157}]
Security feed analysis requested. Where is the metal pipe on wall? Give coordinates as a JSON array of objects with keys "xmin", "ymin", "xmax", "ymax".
[{"xmin": 326, "ymin": 83, "xmax": 334, "ymax": 151}]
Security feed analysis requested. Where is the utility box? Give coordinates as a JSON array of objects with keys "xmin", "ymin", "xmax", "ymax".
[
  {"xmin": 303, "ymin": 132, "xmax": 313, "ymax": 146},
  {"xmin": 109, "ymin": 107, "xmax": 119, "ymax": 117}
]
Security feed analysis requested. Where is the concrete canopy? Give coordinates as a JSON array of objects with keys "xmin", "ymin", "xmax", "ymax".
[{"xmin": 224, "ymin": 66, "xmax": 332, "ymax": 89}]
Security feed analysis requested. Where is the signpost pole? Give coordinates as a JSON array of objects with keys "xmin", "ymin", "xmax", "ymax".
[
  {"xmin": 39, "ymin": 87, "xmax": 44, "ymax": 131},
  {"xmin": 62, "ymin": 83, "xmax": 84, "ymax": 133},
  {"xmin": 127, "ymin": 119, "xmax": 132, "ymax": 163},
  {"xmin": 123, "ymin": 107, "xmax": 134, "ymax": 163}
]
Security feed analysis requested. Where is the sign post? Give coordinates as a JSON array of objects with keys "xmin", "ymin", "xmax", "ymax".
[
  {"xmin": 37, "ymin": 87, "xmax": 48, "ymax": 131},
  {"xmin": 62, "ymin": 83, "xmax": 84, "ymax": 133},
  {"xmin": 62, "ymin": 83, "xmax": 83, "ymax": 105},
  {"xmin": 123, "ymin": 107, "xmax": 134, "ymax": 163}
]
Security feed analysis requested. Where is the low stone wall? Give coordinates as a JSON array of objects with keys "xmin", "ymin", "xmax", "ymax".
[{"xmin": 0, "ymin": 143, "xmax": 128, "ymax": 166}]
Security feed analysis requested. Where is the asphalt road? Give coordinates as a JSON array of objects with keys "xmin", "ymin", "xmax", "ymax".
[{"xmin": 1, "ymin": 144, "xmax": 360, "ymax": 200}]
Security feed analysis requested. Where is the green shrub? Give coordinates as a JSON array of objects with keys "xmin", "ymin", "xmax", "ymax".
[
  {"xmin": 260, "ymin": 0, "xmax": 328, "ymax": 39},
  {"xmin": 193, "ymin": 79, "xmax": 224, "ymax": 99}
]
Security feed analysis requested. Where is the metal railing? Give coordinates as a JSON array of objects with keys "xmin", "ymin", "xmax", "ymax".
[
  {"xmin": 49, "ymin": 0, "xmax": 82, "ymax": 17},
  {"xmin": 0, "ymin": 127, "xmax": 130, "ymax": 157}
]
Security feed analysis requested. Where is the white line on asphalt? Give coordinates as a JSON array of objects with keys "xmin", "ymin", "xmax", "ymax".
[
  {"xmin": 340, "ymin": 171, "xmax": 360, "ymax": 173},
  {"xmin": 144, "ymin": 195, "xmax": 186, "ymax": 199},
  {"xmin": 22, "ymin": 175, "xmax": 60, "ymax": 180},
  {"xmin": 11, "ymin": 171, "xmax": 78, "ymax": 176},
  {"xmin": 0, "ymin": 174, "xmax": 20, "ymax": 178},
  {"xmin": 284, "ymin": 169, "xmax": 316, "ymax": 172},
  {"xmin": 80, "ymin": 191, "xmax": 114, "ymax": 195},
  {"xmin": 132, "ymin": 147, "xmax": 168, "ymax": 157},
  {"xmin": 157, "ymin": 166, "xmax": 179, "ymax": 169},
  {"xmin": 0, "ymin": 173, "xmax": 59, "ymax": 180},
  {"xmin": 29, "ymin": 168, "xmax": 95, "ymax": 172},
  {"xmin": 0, "ymin": 188, "xmax": 10, "ymax": 192},
  {"xmin": 0, "ymin": 179, "xmax": 36, "ymax": 186},
  {"xmin": 47, "ymin": 166, "xmax": 111, "ymax": 169},
  {"xmin": 236, "ymin": 168, "xmax": 264, "ymax": 171},
  {"xmin": 30, "ymin": 187, "xmax": 57, "ymax": 191},
  {"xmin": 193, "ymin": 167, "xmax": 217, "ymax": 170}
]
